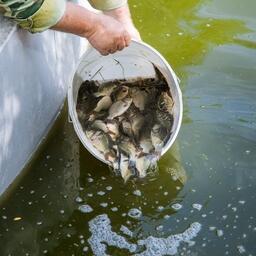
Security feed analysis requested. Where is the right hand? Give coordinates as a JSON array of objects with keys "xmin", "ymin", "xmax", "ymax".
[{"xmin": 86, "ymin": 14, "xmax": 131, "ymax": 55}]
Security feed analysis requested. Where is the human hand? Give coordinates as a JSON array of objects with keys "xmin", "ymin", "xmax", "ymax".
[
  {"xmin": 104, "ymin": 5, "xmax": 141, "ymax": 41},
  {"xmin": 86, "ymin": 13, "xmax": 131, "ymax": 55}
]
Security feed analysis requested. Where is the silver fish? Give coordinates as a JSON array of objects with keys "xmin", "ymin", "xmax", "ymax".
[
  {"xmin": 108, "ymin": 98, "xmax": 133, "ymax": 119},
  {"xmin": 129, "ymin": 112, "xmax": 144, "ymax": 140},
  {"xmin": 140, "ymin": 137, "xmax": 154, "ymax": 154},
  {"xmin": 135, "ymin": 155, "xmax": 152, "ymax": 178},
  {"xmin": 91, "ymin": 120, "xmax": 108, "ymax": 133},
  {"xmin": 94, "ymin": 83, "xmax": 116, "ymax": 97},
  {"xmin": 151, "ymin": 124, "xmax": 166, "ymax": 151},
  {"xmin": 106, "ymin": 120, "xmax": 120, "ymax": 141},
  {"xmin": 131, "ymin": 88, "xmax": 148, "ymax": 111},
  {"xmin": 112, "ymin": 86, "xmax": 129, "ymax": 101},
  {"xmin": 121, "ymin": 119, "xmax": 133, "ymax": 138},
  {"xmin": 119, "ymin": 136, "xmax": 140, "ymax": 162},
  {"xmin": 88, "ymin": 130, "xmax": 109, "ymax": 154},
  {"xmin": 119, "ymin": 154, "xmax": 133, "ymax": 182},
  {"xmin": 158, "ymin": 91, "xmax": 174, "ymax": 114},
  {"xmin": 94, "ymin": 95, "xmax": 112, "ymax": 112},
  {"xmin": 156, "ymin": 109, "xmax": 173, "ymax": 131}
]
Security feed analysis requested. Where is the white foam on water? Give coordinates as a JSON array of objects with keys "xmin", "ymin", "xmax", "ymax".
[
  {"xmin": 106, "ymin": 186, "xmax": 112, "ymax": 191},
  {"xmin": 88, "ymin": 214, "xmax": 202, "ymax": 256},
  {"xmin": 88, "ymin": 214, "xmax": 137, "ymax": 256},
  {"xmin": 171, "ymin": 203, "xmax": 183, "ymax": 211},
  {"xmin": 100, "ymin": 203, "xmax": 108, "ymax": 208},
  {"xmin": 120, "ymin": 225, "xmax": 133, "ymax": 237},
  {"xmin": 133, "ymin": 190, "xmax": 142, "ymax": 197},
  {"xmin": 136, "ymin": 222, "xmax": 202, "ymax": 256},
  {"xmin": 192, "ymin": 203, "xmax": 202, "ymax": 211},
  {"xmin": 128, "ymin": 208, "xmax": 142, "ymax": 219},
  {"xmin": 237, "ymin": 245, "xmax": 246, "ymax": 254},
  {"xmin": 97, "ymin": 191, "xmax": 106, "ymax": 196},
  {"xmin": 75, "ymin": 196, "xmax": 83, "ymax": 203},
  {"xmin": 78, "ymin": 204, "xmax": 93, "ymax": 213}
]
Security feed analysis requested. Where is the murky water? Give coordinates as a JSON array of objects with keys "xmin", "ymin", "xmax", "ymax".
[{"xmin": 1, "ymin": 0, "xmax": 256, "ymax": 255}]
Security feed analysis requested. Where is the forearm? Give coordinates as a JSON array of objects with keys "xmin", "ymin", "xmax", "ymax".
[{"xmin": 51, "ymin": 2, "xmax": 96, "ymax": 38}]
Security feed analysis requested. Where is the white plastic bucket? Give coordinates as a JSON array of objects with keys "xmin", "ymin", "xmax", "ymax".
[{"xmin": 68, "ymin": 40, "xmax": 183, "ymax": 165}]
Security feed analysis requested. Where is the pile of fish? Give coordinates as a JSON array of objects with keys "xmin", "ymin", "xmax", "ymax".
[{"xmin": 76, "ymin": 68, "xmax": 174, "ymax": 181}]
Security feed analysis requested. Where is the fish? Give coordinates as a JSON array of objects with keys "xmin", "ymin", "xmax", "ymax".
[
  {"xmin": 87, "ymin": 130, "xmax": 110, "ymax": 154},
  {"xmin": 119, "ymin": 136, "xmax": 141, "ymax": 162},
  {"xmin": 158, "ymin": 91, "xmax": 174, "ymax": 114},
  {"xmin": 135, "ymin": 155, "xmax": 152, "ymax": 178},
  {"xmin": 129, "ymin": 111, "xmax": 144, "ymax": 140},
  {"xmin": 91, "ymin": 120, "xmax": 108, "ymax": 133},
  {"xmin": 108, "ymin": 98, "xmax": 133, "ymax": 119},
  {"xmin": 94, "ymin": 96, "xmax": 112, "ymax": 112},
  {"xmin": 93, "ymin": 83, "xmax": 117, "ymax": 97},
  {"xmin": 119, "ymin": 154, "xmax": 133, "ymax": 182},
  {"xmin": 130, "ymin": 88, "xmax": 148, "ymax": 111},
  {"xmin": 112, "ymin": 86, "xmax": 129, "ymax": 101},
  {"xmin": 120, "ymin": 119, "xmax": 133, "ymax": 138},
  {"xmin": 156, "ymin": 109, "xmax": 173, "ymax": 131},
  {"xmin": 106, "ymin": 120, "xmax": 120, "ymax": 141},
  {"xmin": 140, "ymin": 137, "xmax": 154, "ymax": 154},
  {"xmin": 151, "ymin": 124, "xmax": 167, "ymax": 151}
]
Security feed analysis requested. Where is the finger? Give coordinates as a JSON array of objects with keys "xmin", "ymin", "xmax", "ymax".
[
  {"xmin": 117, "ymin": 37, "xmax": 126, "ymax": 51},
  {"xmin": 124, "ymin": 32, "xmax": 131, "ymax": 47}
]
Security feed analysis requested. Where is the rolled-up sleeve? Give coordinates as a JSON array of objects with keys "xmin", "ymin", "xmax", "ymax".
[
  {"xmin": 88, "ymin": 0, "xmax": 127, "ymax": 11},
  {"xmin": 0, "ymin": 0, "xmax": 66, "ymax": 33}
]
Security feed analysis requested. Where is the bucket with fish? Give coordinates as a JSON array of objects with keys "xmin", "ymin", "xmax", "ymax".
[{"xmin": 68, "ymin": 40, "xmax": 183, "ymax": 181}]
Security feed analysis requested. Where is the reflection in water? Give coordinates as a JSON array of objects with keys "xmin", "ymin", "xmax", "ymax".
[{"xmin": 1, "ymin": 0, "xmax": 256, "ymax": 255}]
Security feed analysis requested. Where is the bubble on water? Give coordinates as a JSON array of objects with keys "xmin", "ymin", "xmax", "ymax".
[
  {"xmin": 101, "ymin": 176, "xmax": 106, "ymax": 180},
  {"xmin": 111, "ymin": 207, "xmax": 118, "ymax": 212},
  {"xmin": 37, "ymin": 221, "xmax": 42, "ymax": 225},
  {"xmin": 88, "ymin": 214, "xmax": 137, "ymax": 256},
  {"xmin": 164, "ymin": 192, "xmax": 168, "ymax": 196},
  {"xmin": 30, "ymin": 190, "xmax": 35, "ymax": 194},
  {"xmin": 100, "ymin": 203, "xmax": 108, "ymax": 208},
  {"xmin": 137, "ymin": 222, "xmax": 202, "ymax": 256},
  {"xmin": 2, "ymin": 216, "xmax": 7, "ymax": 220},
  {"xmin": 75, "ymin": 196, "xmax": 83, "ymax": 203},
  {"xmin": 106, "ymin": 186, "xmax": 112, "ymax": 191},
  {"xmin": 201, "ymin": 214, "xmax": 207, "ymax": 218},
  {"xmin": 97, "ymin": 191, "xmax": 105, "ymax": 196},
  {"xmin": 171, "ymin": 203, "xmax": 182, "ymax": 211},
  {"xmin": 133, "ymin": 190, "xmax": 142, "ymax": 196},
  {"xmin": 232, "ymin": 207, "xmax": 237, "ymax": 212},
  {"xmin": 216, "ymin": 229, "xmax": 224, "ymax": 237},
  {"xmin": 87, "ymin": 193, "xmax": 93, "ymax": 197},
  {"xmin": 128, "ymin": 208, "xmax": 142, "ymax": 219},
  {"xmin": 237, "ymin": 245, "xmax": 246, "ymax": 254},
  {"xmin": 245, "ymin": 150, "xmax": 250, "ymax": 154},
  {"xmin": 156, "ymin": 225, "xmax": 164, "ymax": 231},
  {"xmin": 222, "ymin": 215, "xmax": 228, "ymax": 220},
  {"xmin": 83, "ymin": 246, "xmax": 89, "ymax": 252},
  {"xmin": 157, "ymin": 206, "xmax": 165, "ymax": 212},
  {"xmin": 238, "ymin": 200, "xmax": 245, "ymax": 205},
  {"xmin": 209, "ymin": 226, "xmax": 216, "ymax": 231},
  {"xmin": 79, "ymin": 204, "xmax": 93, "ymax": 213},
  {"xmin": 120, "ymin": 225, "xmax": 133, "ymax": 237},
  {"xmin": 60, "ymin": 210, "xmax": 65, "ymax": 214},
  {"xmin": 192, "ymin": 204, "xmax": 202, "ymax": 211},
  {"xmin": 87, "ymin": 178, "xmax": 94, "ymax": 183}
]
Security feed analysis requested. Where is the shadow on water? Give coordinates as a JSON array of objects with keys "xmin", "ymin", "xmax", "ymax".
[{"xmin": 1, "ymin": 0, "xmax": 256, "ymax": 255}]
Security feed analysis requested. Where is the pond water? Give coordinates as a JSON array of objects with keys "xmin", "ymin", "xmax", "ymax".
[{"xmin": 1, "ymin": 0, "xmax": 256, "ymax": 255}]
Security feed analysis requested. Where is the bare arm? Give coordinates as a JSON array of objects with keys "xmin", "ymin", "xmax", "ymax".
[{"xmin": 52, "ymin": 2, "xmax": 131, "ymax": 55}]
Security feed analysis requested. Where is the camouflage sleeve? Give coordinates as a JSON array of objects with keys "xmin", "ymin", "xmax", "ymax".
[
  {"xmin": 88, "ymin": 0, "xmax": 127, "ymax": 11},
  {"xmin": 0, "ymin": 0, "xmax": 66, "ymax": 33}
]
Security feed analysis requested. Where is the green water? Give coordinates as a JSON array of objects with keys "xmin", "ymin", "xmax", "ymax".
[{"xmin": 1, "ymin": 0, "xmax": 256, "ymax": 255}]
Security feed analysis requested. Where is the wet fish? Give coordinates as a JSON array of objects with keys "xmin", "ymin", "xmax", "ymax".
[
  {"xmin": 94, "ymin": 96, "xmax": 112, "ymax": 112},
  {"xmin": 121, "ymin": 119, "xmax": 133, "ymax": 138},
  {"xmin": 135, "ymin": 155, "xmax": 152, "ymax": 178},
  {"xmin": 119, "ymin": 154, "xmax": 133, "ymax": 182},
  {"xmin": 131, "ymin": 88, "xmax": 148, "ymax": 111},
  {"xmin": 140, "ymin": 137, "xmax": 154, "ymax": 154},
  {"xmin": 119, "ymin": 136, "xmax": 141, "ymax": 162},
  {"xmin": 108, "ymin": 98, "xmax": 133, "ymax": 119},
  {"xmin": 94, "ymin": 83, "xmax": 117, "ymax": 97},
  {"xmin": 106, "ymin": 120, "xmax": 120, "ymax": 141},
  {"xmin": 112, "ymin": 86, "xmax": 129, "ymax": 101},
  {"xmin": 87, "ymin": 130, "xmax": 109, "ymax": 154},
  {"xmin": 91, "ymin": 120, "xmax": 108, "ymax": 133},
  {"xmin": 151, "ymin": 124, "xmax": 167, "ymax": 151},
  {"xmin": 158, "ymin": 91, "xmax": 174, "ymax": 114},
  {"xmin": 156, "ymin": 109, "xmax": 173, "ymax": 131}
]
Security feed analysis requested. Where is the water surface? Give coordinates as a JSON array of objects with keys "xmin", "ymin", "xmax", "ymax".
[{"xmin": 1, "ymin": 0, "xmax": 256, "ymax": 255}]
